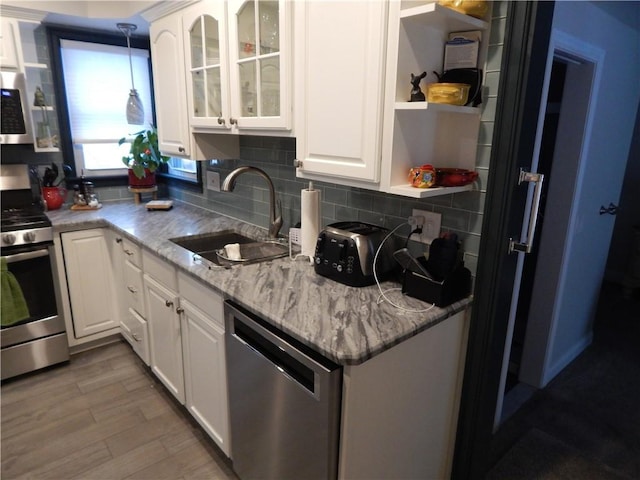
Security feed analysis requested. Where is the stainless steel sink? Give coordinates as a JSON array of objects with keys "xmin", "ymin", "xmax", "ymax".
[{"xmin": 170, "ymin": 230, "xmax": 288, "ymax": 266}]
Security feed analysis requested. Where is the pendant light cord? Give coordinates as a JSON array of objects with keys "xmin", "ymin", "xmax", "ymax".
[{"xmin": 117, "ymin": 23, "xmax": 138, "ymax": 92}]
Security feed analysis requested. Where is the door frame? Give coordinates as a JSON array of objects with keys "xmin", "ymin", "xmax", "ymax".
[{"xmin": 451, "ymin": 2, "xmax": 555, "ymax": 478}]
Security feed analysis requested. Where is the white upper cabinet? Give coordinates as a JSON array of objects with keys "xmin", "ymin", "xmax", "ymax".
[
  {"xmin": 227, "ymin": 0, "xmax": 291, "ymax": 132},
  {"xmin": 0, "ymin": 18, "xmax": 19, "ymax": 70},
  {"xmin": 294, "ymin": 1, "xmax": 388, "ymax": 186},
  {"xmin": 150, "ymin": 12, "xmax": 191, "ymax": 157},
  {"xmin": 183, "ymin": 0, "xmax": 231, "ymax": 131}
]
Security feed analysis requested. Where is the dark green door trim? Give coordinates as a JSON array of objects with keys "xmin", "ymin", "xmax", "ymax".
[{"xmin": 451, "ymin": 2, "xmax": 555, "ymax": 478}]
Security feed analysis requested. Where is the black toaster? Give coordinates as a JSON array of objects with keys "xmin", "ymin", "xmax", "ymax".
[{"xmin": 314, "ymin": 222, "xmax": 396, "ymax": 287}]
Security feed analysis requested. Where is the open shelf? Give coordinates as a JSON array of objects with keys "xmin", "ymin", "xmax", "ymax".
[
  {"xmin": 399, "ymin": 3, "xmax": 488, "ymax": 31},
  {"xmin": 387, "ymin": 183, "xmax": 472, "ymax": 198},
  {"xmin": 395, "ymin": 101, "xmax": 480, "ymax": 115}
]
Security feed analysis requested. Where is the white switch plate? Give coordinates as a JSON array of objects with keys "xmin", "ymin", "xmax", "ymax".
[
  {"xmin": 206, "ymin": 170, "xmax": 221, "ymax": 192},
  {"xmin": 412, "ymin": 209, "xmax": 441, "ymax": 244}
]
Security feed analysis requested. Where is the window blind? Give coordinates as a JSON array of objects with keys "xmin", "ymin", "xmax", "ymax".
[{"xmin": 60, "ymin": 39, "xmax": 153, "ymax": 142}]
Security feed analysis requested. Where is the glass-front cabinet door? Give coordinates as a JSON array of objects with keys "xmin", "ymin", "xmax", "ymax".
[
  {"xmin": 228, "ymin": 0, "xmax": 290, "ymax": 130},
  {"xmin": 183, "ymin": 0, "xmax": 231, "ymax": 130}
]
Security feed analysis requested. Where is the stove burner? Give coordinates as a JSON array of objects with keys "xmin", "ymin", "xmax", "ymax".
[{"xmin": 1, "ymin": 207, "xmax": 51, "ymax": 232}]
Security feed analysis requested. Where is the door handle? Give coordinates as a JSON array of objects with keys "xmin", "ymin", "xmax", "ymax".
[
  {"xmin": 509, "ymin": 169, "xmax": 545, "ymax": 254},
  {"xmin": 599, "ymin": 203, "xmax": 619, "ymax": 215}
]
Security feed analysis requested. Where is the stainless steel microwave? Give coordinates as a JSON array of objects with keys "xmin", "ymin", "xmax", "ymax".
[{"xmin": 0, "ymin": 70, "xmax": 33, "ymax": 145}]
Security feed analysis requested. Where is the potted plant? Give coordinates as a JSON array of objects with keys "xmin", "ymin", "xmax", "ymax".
[{"xmin": 119, "ymin": 126, "xmax": 169, "ymax": 188}]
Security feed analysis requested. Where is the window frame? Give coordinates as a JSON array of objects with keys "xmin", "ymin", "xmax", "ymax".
[{"xmin": 47, "ymin": 26, "xmax": 202, "ymax": 188}]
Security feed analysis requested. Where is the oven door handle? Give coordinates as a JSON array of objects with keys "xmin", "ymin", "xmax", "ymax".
[{"xmin": 3, "ymin": 248, "xmax": 49, "ymax": 264}]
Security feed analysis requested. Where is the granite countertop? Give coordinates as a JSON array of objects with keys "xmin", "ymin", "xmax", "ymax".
[{"xmin": 46, "ymin": 200, "xmax": 471, "ymax": 365}]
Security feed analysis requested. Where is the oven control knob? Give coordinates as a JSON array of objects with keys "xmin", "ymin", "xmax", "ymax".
[
  {"xmin": 23, "ymin": 231, "xmax": 36, "ymax": 243},
  {"xmin": 2, "ymin": 233, "xmax": 16, "ymax": 245}
]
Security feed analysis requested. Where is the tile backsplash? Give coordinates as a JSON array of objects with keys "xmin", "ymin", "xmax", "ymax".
[{"xmin": 166, "ymin": 135, "xmax": 485, "ymax": 276}]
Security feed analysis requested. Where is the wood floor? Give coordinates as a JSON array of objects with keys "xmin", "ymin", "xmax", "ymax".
[{"xmin": 1, "ymin": 339, "xmax": 239, "ymax": 480}]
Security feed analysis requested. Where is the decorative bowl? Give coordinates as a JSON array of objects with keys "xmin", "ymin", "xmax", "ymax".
[{"xmin": 435, "ymin": 168, "xmax": 478, "ymax": 187}]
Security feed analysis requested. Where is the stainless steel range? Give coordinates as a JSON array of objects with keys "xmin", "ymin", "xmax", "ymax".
[{"xmin": 1, "ymin": 164, "xmax": 69, "ymax": 380}]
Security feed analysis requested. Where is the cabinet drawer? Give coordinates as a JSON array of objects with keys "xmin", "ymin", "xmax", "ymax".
[
  {"xmin": 142, "ymin": 250, "xmax": 177, "ymax": 291},
  {"xmin": 123, "ymin": 260, "xmax": 145, "ymax": 317},
  {"xmin": 121, "ymin": 238, "xmax": 142, "ymax": 267},
  {"xmin": 178, "ymin": 271, "xmax": 224, "ymax": 328},
  {"xmin": 121, "ymin": 308, "xmax": 149, "ymax": 365}
]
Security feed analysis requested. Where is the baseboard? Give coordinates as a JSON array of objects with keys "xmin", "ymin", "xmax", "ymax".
[
  {"xmin": 69, "ymin": 333, "xmax": 122, "ymax": 355},
  {"xmin": 543, "ymin": 332, "xmax": 593, "ymax": 386}
]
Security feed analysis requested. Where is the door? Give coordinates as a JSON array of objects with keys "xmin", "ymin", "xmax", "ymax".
[
  {"xmin": 61, "ymin": 229, "xmax": 119, "ymax": 338},
  {"xmin": 453, "ymin": 2, "xmax": 640, "ymax": 478},
  {"xmin": 180, "ymin": 299, "xmax": 229, "ymax": 455},
  {"xmin": 183, "ymin": 0, "xmax": 232, "ymax": 130},
  {"xmin": 144, "ymin": 274, "xmax": 184, "ymax": 404},
  {"xmin": 294, "ymin": 0, "xmax": 386, "ymax": 183},
  {"xmin": 149, "ymin": 13, "xmax": 190, "ymax": 157},
  {"xmin": 227, "ymin": 0, "xmax": 291, "ymax": 130}
]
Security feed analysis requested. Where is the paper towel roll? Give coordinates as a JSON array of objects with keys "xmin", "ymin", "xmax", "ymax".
[{"xmin": 301, "ymin": 182, "xmax": 321, "ymax": 259}]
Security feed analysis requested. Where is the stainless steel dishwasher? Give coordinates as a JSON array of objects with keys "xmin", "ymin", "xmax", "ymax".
[{"xmin": 225, "ymin": 300, "xmax": 342, "ymax": 480}]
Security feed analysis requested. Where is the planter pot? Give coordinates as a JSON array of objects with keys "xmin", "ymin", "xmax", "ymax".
[{"xmin": 128, "ymin": 169, "xmax": 156, "ymax": 188}]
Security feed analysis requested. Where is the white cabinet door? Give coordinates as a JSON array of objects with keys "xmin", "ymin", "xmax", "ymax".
[
  {"xmin": 227, "ymin": 0, "xmax": 291, "ymax": 131},
  {"xmin": 150, "ymin": 12, "xmax": 191, "ymax": 157},
  {"xmin": 182, "ymin": 0, "xmax": 232, "ymax": 131},
  {"xmin": 294, "ymin": 1, "xmax": 387, "ymax": 183},
  {"xmin": 181, "ymin": 298, "xmax": 230, "ymax": 455},
  {"xmin": 144, "ymin": 273, "xmax": 185, "ymax": 404},
  {"xmin": 0, "ymin": 19, "xmax": 19, "ymax": 70},
  {"xmin": 61, "ymin": 229, "xmax": 119, "ymax": 339}
]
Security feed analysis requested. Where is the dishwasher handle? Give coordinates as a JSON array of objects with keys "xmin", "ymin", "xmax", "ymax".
[{"xmin": 225, "ymin": 301, "xmax": 340, "ymax": 399}]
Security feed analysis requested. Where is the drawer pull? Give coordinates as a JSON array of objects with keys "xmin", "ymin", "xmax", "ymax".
[
  {"xmin": 132, "ymin": 333, "xmax": 141, "ymax": 342},
  {"xmin": 124, "ymin": 249, "xmax": 134, "ymax": 256},
  {"xmin": 116, "ymin": 237, "xmax": 123, "ymax": 244},
  {"xmin": 127, "ymin": 286, "xmax": 137, "ymax": 293},
  {"xmin": 176, "ymin": 307, "xmax": 184, "ymax": 314},
  {"xmin": 165, "ymin": 300, "xmax": 173, "ymax": 308}
]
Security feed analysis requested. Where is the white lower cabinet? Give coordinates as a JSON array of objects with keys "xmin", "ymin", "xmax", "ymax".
[
  {"xmin": 60, "ymin": 228, "xmax": 119, "ymax": 342},
  {"xmin": 178, "ymin": 271, "xmax": 229, "ymax": 455},
  {"xmin": 144, "ymin": 270, "xmax": 185, "ymax": 404}
]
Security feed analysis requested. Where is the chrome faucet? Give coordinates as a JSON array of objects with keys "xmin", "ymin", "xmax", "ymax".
[{"xmin": 221, "ymin": 166, "xmax": 283, "ymax": 239}]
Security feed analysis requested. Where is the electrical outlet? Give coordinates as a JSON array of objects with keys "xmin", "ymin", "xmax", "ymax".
[
  {"xmin": 206, "ymin": 170, "xmax": 221, "ymax": 192},
  {"xmin": 412, "ymin": 209, "xmax": 441, "ymax": 244}
]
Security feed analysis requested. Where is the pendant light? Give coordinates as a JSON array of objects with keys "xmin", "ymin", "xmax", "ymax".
[{"xmin": 117, "ymin": 23, "xmax": 144, "ymax": 125}]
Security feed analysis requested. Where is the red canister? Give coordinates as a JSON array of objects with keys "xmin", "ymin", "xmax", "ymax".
[{"xmin": 408, "ymin": 164, "xmax": 436, "ymax": 188}]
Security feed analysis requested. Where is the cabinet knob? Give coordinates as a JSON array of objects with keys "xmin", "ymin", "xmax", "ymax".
[
  {"xmin": 217, "ymin": 116, "xmax": 226, "ymax": 125},
  {"xmin": 127, "ymin": 286, "xmax": 137, "ymax": 293},
  {"xmin": 178, "ymin": 146, "xmax": 185, "ymax": 153},
  {"xmin": 229, "ymin": 118, "xmax": 238, "ymax": 125},
  {"xmin": 124, "ymin": 249, "xmax": 134, "ymax": 256},
  {"xmin": 176, "ymin": 307, "xmax": 184, "ymax": 314},
  {"xmin": 165, "ymin": 300, "xmax": 174, "ymax": 308},
  {"xmin": 132, "ymin": 333, "xmax": 141, "ymax": 342},
  {"xmin": 293, "ymin": 159, "xmax": 303, "ymax": 168},
  {"xmin": 116, "ymin": 237, "xmax": 123, "ymax": 244}
]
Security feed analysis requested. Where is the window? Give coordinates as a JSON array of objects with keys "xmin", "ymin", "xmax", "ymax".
[
  {"xmin": 60, "ymin": 39, "xmax": 154, "ymax": 177},
  {"xmin": 49, "ymin": 27, "xmax": 201, "ymax": 186}
]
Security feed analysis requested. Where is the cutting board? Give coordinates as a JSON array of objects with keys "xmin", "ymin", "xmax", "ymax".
[{"xmin": 146, "ymin": 200, "xmax": 173, "ymax": 211}]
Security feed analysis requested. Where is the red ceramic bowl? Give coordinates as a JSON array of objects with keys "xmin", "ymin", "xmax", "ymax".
[{"xmin": 435, "ymin": 168, "xmax": 478, "ymax": 187}]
